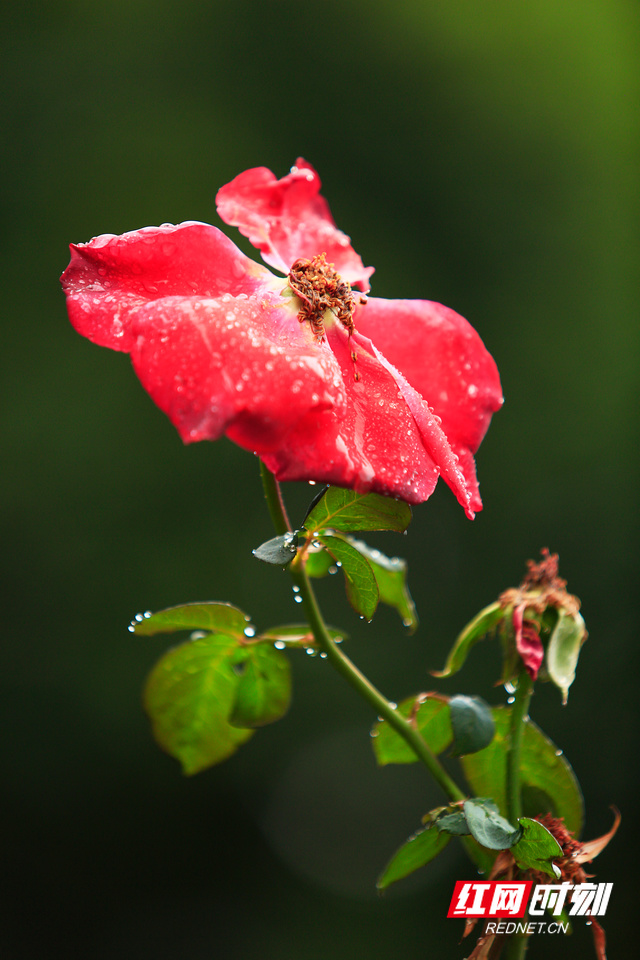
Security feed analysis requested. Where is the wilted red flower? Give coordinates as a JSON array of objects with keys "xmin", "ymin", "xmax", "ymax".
[
  {"xmin": 500, "ymin": 550, "xmax": 587, "ymax": 692},
  {"xmin": 61, "ymin": 159, "xmax": 502, "ymax": 514},
  {"xmin": 466, "ymin": 810, "xmax": 620, "ymax": 960}
]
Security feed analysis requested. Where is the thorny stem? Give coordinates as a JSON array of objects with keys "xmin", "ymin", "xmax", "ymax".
[
  {"xmin": 506, "ymin": 668, "xmax": 534, "ymax": 824},
  {"xmin": 259, "ymin": 462, "xmax": 493, "ymax": 875}
]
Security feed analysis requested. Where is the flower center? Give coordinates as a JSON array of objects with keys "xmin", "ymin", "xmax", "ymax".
[
  {"xmin": 287, "ymin": 254, "xmax": 355, "ymax": 338},
  {"xmin": 288, "ymin": 254, "xmax": 361, "ymax": 380}
]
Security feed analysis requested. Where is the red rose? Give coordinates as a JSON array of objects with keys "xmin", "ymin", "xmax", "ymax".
[{"xmin": 61, "ymin": 159, "xmax": 502, "ymax": 514}]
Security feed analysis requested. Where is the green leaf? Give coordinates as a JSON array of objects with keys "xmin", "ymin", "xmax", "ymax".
[
  {"xmin": 305, "ymin": 546, "xmax": 335, "ymax": 578},
  {"xmin": 432, "ymin": 602, "xmax": 505, "ymax": 678},
  {"xmin": 258, "ymin": 623, "xmax": 348, "ymax": 647},
  {"xmin": 547, "ymin": 610, "xmax": 587, "ymax": 704},
  {"xmin": 348, "ymin": 538, "xmax": 418, "ymax": 632},
  {"xmin": 464, "ymin": 799, "xmax": 522, "ymax": 850},
  {"xmin": 511, "ymin": 818, "xmax": 563, "ymax": 878},
  {"xmin": 229, "ymin": 644, "xmax": 291, "ymax": 728},
  {"xmin": 372, "ymin": 694, "xmax": 453, "ymax": 765},
  {"xmin": 131, "ymin": 601, "xmax": 249, "ymax": 639},
  {"xmin": 435, "ymin": 811, "xmax": 470, "ymax": 836},
  {"xmin": 460, "ymin": 707, "xmax": 584, "ymax": 834},
  {"xmin": 449, "ymin": 695, "xmax": 495, "ymax": 757},
  {"xmin": 304, "ymin": 486, "xmax": 412, "ymax": 534},
  {"xmin": 143, "ymin": 634, "xmax": 253, "ymax": 775},
  {"xmin": 252, "ymin": 532, "xmax": 299, "ymax": 565},
  {"xmin": 320, "ymin": 534, "xmax": 379, "ymax": 620},
  {"xmin": 377, "ymin": 826, "xmax": 451, "ymax": 889},
  {"xmin": 469, "ymin": 796, "xmax": 501, "ymax": 813}
]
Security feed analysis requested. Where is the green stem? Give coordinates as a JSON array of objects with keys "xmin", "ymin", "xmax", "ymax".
[
  {"xmin": 259, "ymin": 461, "xmax": 292, "ymax": 535},
  {"xmin": 259, "ymin": 463, "xmax": 493, "ymax": 873},
  {"xmin": 506, "ymin": 669, "xmax": 533, "ymax": 823},
  {"xmin": 291, "ymin": 561, "xmax": 466, "ymax": 801}
]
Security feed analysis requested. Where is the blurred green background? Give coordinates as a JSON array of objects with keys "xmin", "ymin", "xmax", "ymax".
[{"xmin": 2, "ymin": 1, "xmax": 638, "ymax": 957}]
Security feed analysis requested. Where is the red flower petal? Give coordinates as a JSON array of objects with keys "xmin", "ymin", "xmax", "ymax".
[
  {"xmin": 216, "ymin": 158, "xmax": 374, "ymax": 292},
  {"xmin": 128, "ymin": 295, "xmax": 345, "ymax": 448},
  {"xmin": 62, "ymin": 225, "xmax": 348, "ymax": 448},
  {"xmin": 354, "ymin": 297, "xmax": 503, "ymax": 513},
  {"xmin": 259, "ymin": 324, "xmax": 443, "ymax": 504},
  {"xmin": 513, "ymin": 604, "xmax": 545, "ymax": 679},
  {"xmin": 367, "ymin": 337, "xmax": 476, "ymax": 516},
  {"xmin": 61, "ymin": 222, "xmax": 274, "ymax": 352},
  {"xmin": 61, "ymin": 179, "xmax": 502, "ymax": 512}
]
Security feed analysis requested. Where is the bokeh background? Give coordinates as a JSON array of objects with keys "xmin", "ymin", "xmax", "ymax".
[{"xmin": 3, "ymin": 1, "xmax": 638, "ymax": 957}]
